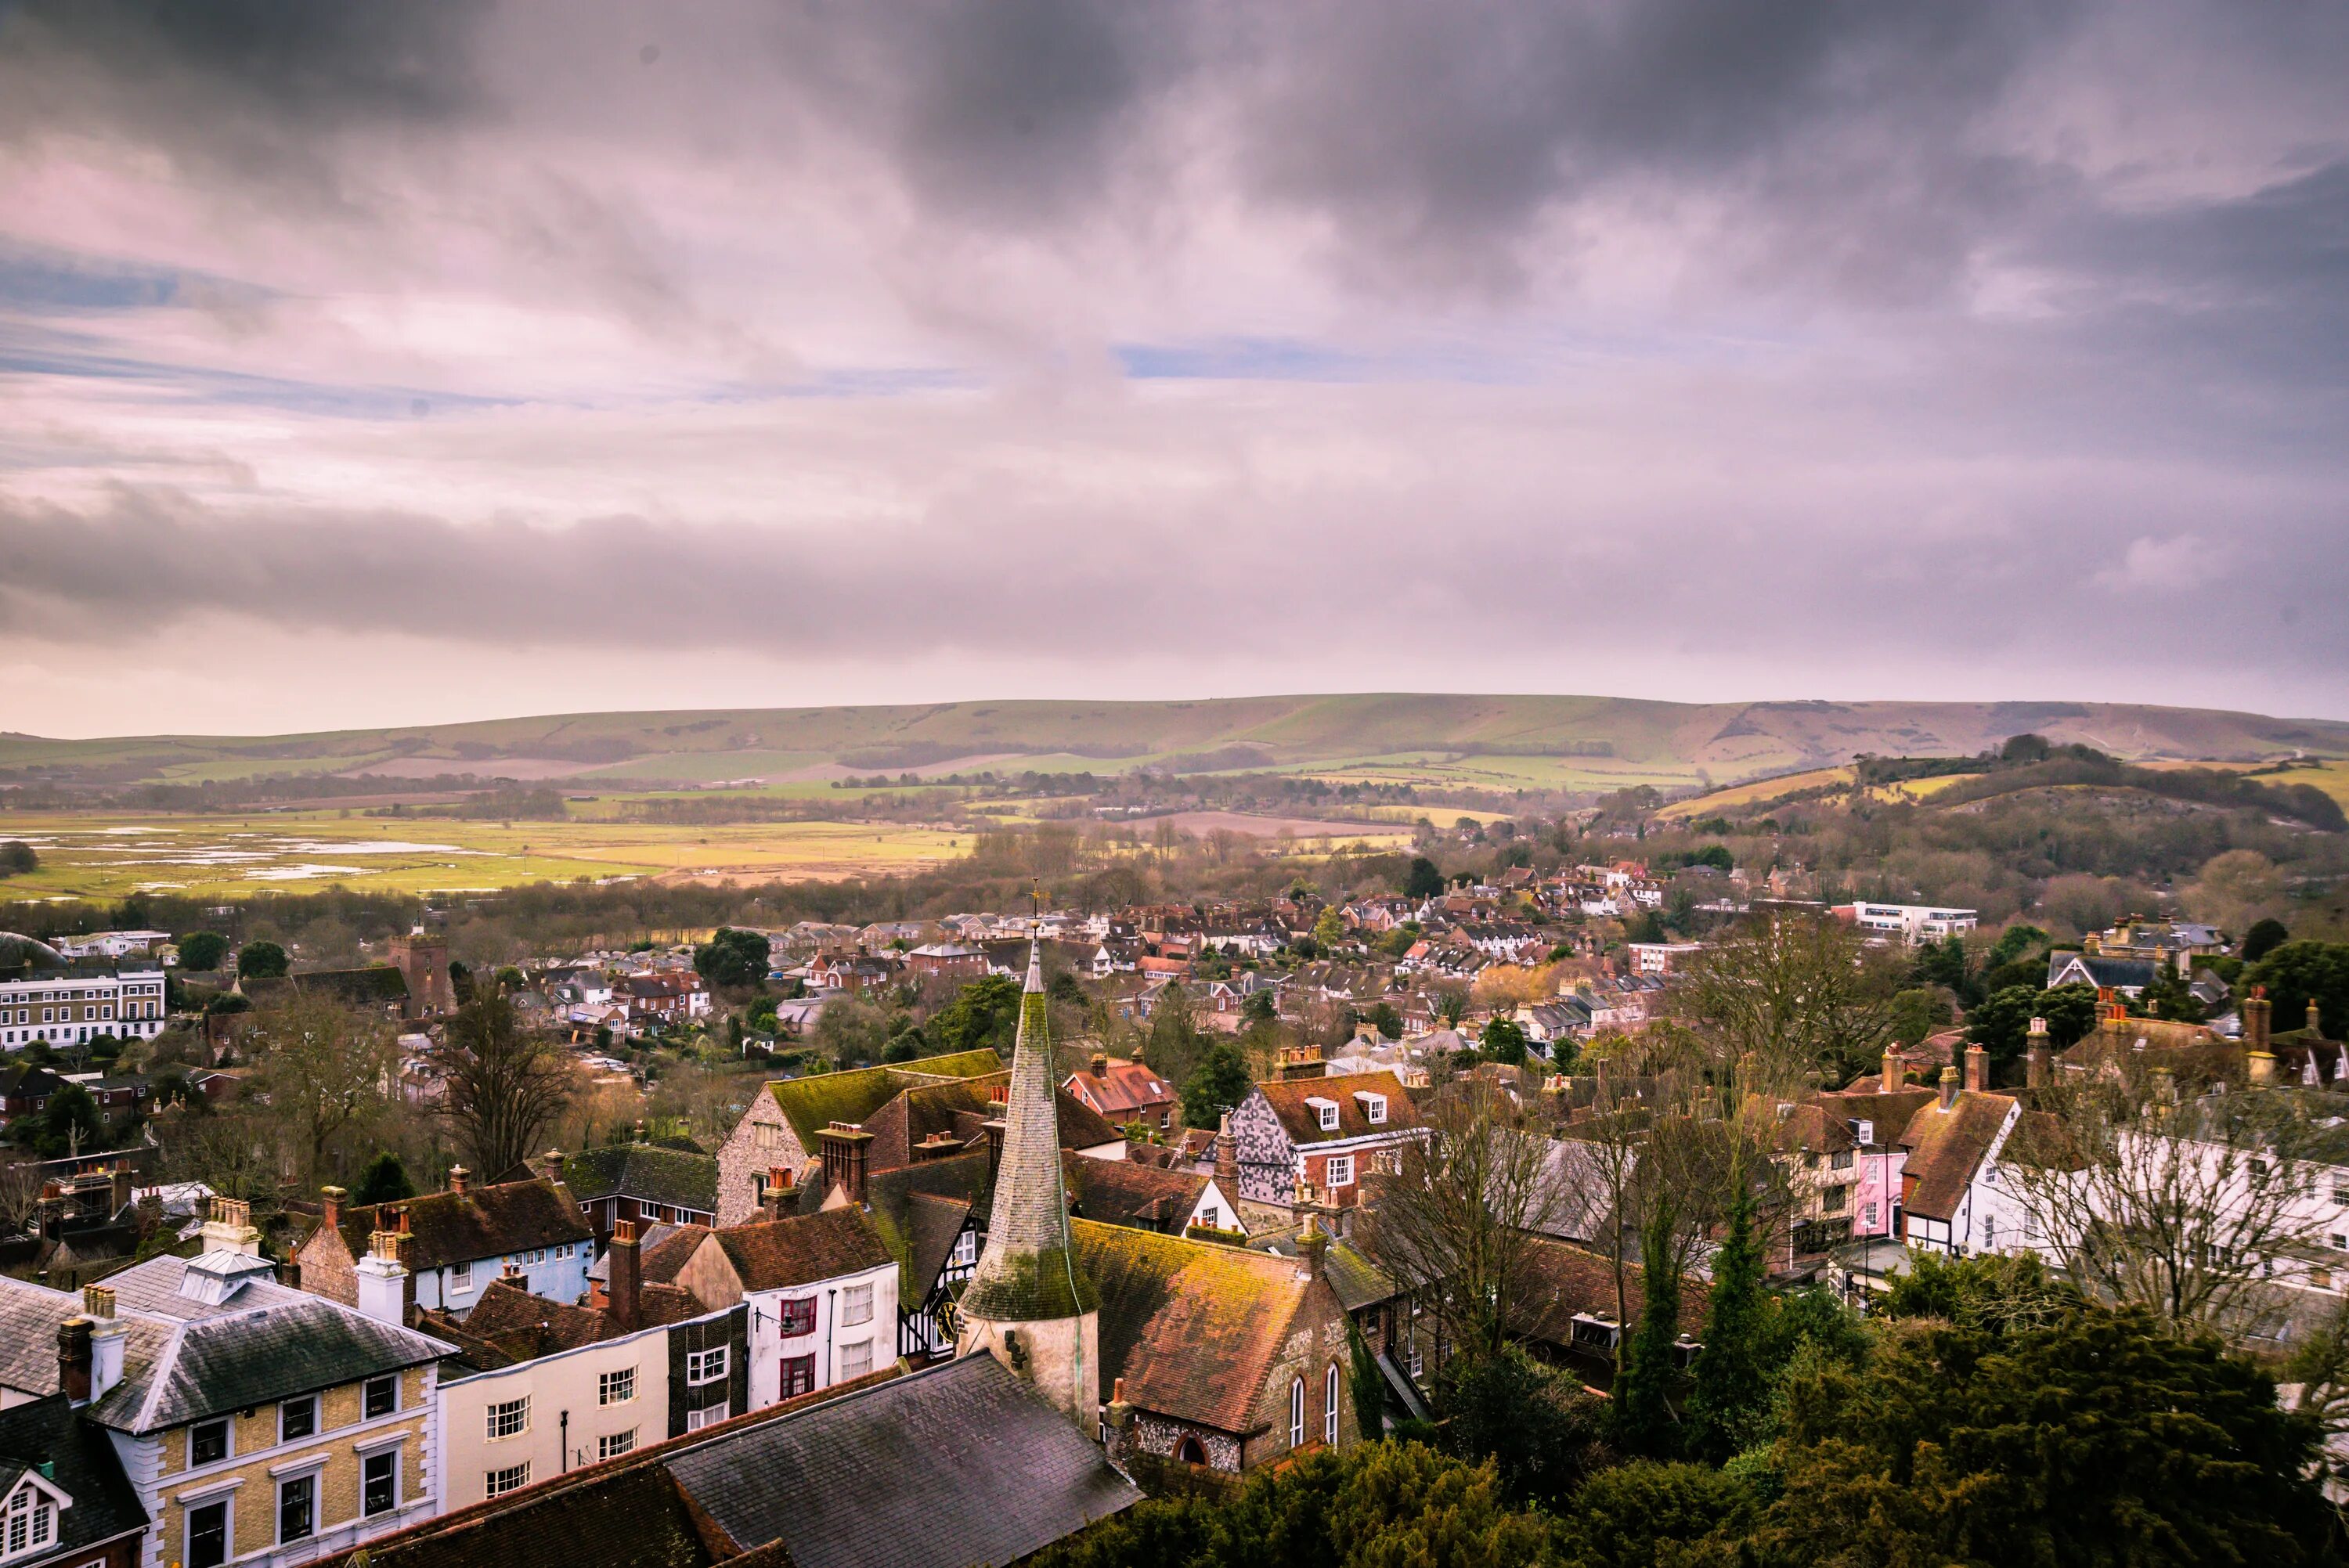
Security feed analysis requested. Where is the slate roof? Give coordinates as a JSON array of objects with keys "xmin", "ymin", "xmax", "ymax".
[
  {"xmin": 0, "ymin": 1393, "xmax": 148, "ymax": 1560},
  {"xmin": 1061, "ymin": 1151, "xmax": 1207, "ymax": 1232},
  {"xmin": 325, "ymin": 1455, "xmax": 727, "ymax": 1568},
  {"xmin": 1897, "ymin": 1091, "xmax": 2018, "ymax": 1220},
  {"xmin": 340, "ymin": 1177, "xmax": 594, "ymax": 1271},
  {"xmin": 1322, "ymin": 1240, "xmax": 1399, "ymax": 1313},
  {"xmin": 2048, "ymin": 952, "xmax": 2159, "ymax": 991},
  {"xmin": 714, "ymin": 1209, "xmax": 895, "ymax": 1293},
  {"xmin": 1254, "ymin": 1072, "xmax": 1426, "ymax": 1146},
  {"xmin": 1073, "ymin": 1217, "xmax": 1316, "ymax": 1434},
  {"xmin": 858, "ymin": 1152, "xmax": 993, "ymax": 1301},
  {"xmin": 560, "ymin": 1144, "xmax": 721, "ymax": 1214},
  {"xmin": 665, "ymin": 1355, "xmax": 1138, "ymax": 1568},
  {"xmin": 762, "ymin": 1051, "xmax": 1005, "ymax": 1148},
  {"xmin": 0, "ymin": 1260, "xmax": 453, "ymax": 1434}
]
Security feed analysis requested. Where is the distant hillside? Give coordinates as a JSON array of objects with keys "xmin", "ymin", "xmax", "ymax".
[{"xmin": 3, "ymin": 695, "xmax": 2344, "ymax": 795}]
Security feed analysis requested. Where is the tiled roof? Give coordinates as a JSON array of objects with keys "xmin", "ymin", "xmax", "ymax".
[
  {"xmin": 1074, "ymin": 1217, "xmax": 1315, "ymax": 1434},
  {"xmin": 1510, "ymin": 1235, "xmax": 1705, "ymax": 1343},
  {"xmin": 343, "ymin": 1177, "xmax": 594, "ymax": 1271},
  {"xmin": 763, "ymin": 1051, "xmax": 1005, "ymax": 1148},
  {"xmin": 1254, "ymin": 1071, "xmax": 1425, "ymax": 1145},
  {"xmin": 559, "ymin": 1144, "xmax": 720, "ymax": 1213},
  {"xmin": 638, "ymin": 1225, "xmax": 710, "ymax": 1285},
  {"xmin": 1061, "ymin": 1152, "xmax": 1207, "ymax": 1231},
  {"xmin": 1898, "ymin": 1091, "xmax": 2017, "ymax": 1220},
  {"xmin": 860, "ymin": 1152, "xmax": 993, "ymax": 1300},
  {"xmin": 433, "ymin": 1277, "xmax": 702, "ymax": 1368},
  {"xmin": 665, "ymin": 1355, "xmax": 1140, "ymax": 1568},
  {"xmin": 1063, "ymin": 1058, "xmax": 1177, "ymax": 1119},
  {"xmin": 1322, "ymin": 1240, "xmax": 1398, "ymax": 1313},
  {"xmin": 716, "ymin": 1209, "xmax": 894, "ymax": 1293},
  {"xmin": 1812, "ymin": 1087, "xmax": 1938, "ymax": 1145},
  {"xmin": 0, "ymin": 1394, "xmax": 147, "ymax": 1559}
]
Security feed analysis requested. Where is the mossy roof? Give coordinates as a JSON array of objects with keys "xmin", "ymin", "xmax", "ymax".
[
  {"xmin": 1074, "ymin": 1217, "xmax": 1319, "ymax": 1435},
  {"xmin": 763, "ymin": 1049, "xmax": 1003, "ymax": 1147}
]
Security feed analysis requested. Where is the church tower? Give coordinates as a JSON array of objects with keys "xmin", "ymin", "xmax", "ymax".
[{"xmin": 955, "ymin": 938, "xmax": 1099, "ymax": 1429}]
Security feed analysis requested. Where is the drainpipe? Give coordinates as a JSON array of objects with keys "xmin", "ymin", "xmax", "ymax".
[
  {"xmin": 826, "ymin": 1286, "xmax": 837, "ymax": 1390},
  {"xmin": 560, "ymin": 1409, "xmax": 569, "ymax": 1472}
]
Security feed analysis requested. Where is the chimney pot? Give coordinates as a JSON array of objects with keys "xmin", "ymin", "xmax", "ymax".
[
  {"xmin": 320, "ymin": 1185, "xmax": 346, "ymax": 1231},
  {"xmin": 81, "ymin": 1285, "xmax": 114, "ymax": 1321},
  {"xmin": 448, "ymin": 1166, "xmax": 470, "ymax": 1195},
  {"xmin": 1964, "ymin": 1043, "xmax": 1988, "ymax": 1094},
  {"xmin": 1880, "ymin": 1049, "xmax": 1905, "ymax": 1094},
  {"xmin": 1938, "ymin": 1065, "xmax": 1960, "ymax": 1112}
]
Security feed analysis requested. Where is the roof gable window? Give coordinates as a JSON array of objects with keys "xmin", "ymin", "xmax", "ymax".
[
  {"xmin": 1304, "ymin": 1097, "xmax": 1340, "ymax": 1132},
  {"xmin": 0, "ymin": 1475, "xmax": 64, "ymax": 1560},
  {"xmin": 1355, "ymin": 1092, "xmax": 1387, "ymax": 1125}
]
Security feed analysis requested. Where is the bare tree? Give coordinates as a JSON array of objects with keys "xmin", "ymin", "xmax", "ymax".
[
  {"xmin": 434, "ymin": 988, "xmax": 577, "ymax": 1179},
  {"xmin": 1364, "ymin": 1080, "xmax": 1568, "ymax": 1360},
  {"xmin": 2002, "ymin": 1065, "xmax": 2349, "ymax": 1333},
  {"xmin": 249, "ymin": 993, "xmax": 399, "ymax": 1184},
  {"xmin": 1671, "ymin": 910, "xmax": 1903, "ymax": 1087},
  {"xmin": 0, "ymin": 1162, "xmax": 43, "ymax": 1237}
]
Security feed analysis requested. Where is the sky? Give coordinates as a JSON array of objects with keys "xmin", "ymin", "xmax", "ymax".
[{"xmin": 0, "ymin": 0, "xmax": 2344, "ymax": 739}]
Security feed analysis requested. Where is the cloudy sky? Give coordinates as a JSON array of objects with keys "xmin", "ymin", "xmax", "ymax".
[{"xmin": 1, "ymin": 0, "xmax": 2344, "ymax": 738}]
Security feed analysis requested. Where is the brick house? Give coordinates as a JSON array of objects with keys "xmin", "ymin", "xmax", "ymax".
[
  {"xmin": 0, "ymin": 1201, "xmax": 453, "ymax": 1568},
  {"xmin": 1060, "ymin": 1054, "xmax": 1178, "ymax": 1132},
  {"xmin": 1227, "ymin": 1072, "xmax": 1429, "ymax": 1214}
]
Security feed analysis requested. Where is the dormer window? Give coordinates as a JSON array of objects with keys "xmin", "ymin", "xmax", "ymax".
[
  {"xmin": 1306, "ymin": 1097, "xmax": 1340, "ymax": 1132},
  {"xmin": 1355, "ymin": 1092, "xmax": 1387, "ymax": 1126},
  {"xmin": 1, "ymin": 1477, "xmax": 60, "ymax": 1559}
]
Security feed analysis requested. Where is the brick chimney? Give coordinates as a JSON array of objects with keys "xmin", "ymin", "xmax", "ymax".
[
  {"xmin": 2026, "ymin": 1018, "xmax": 2051, "ymax": 1090},
  {"xmin": 57, "ymin": 1317, "xmax": 92, "ymax": 1404},
  {"xmin": 1964, "ymin": 1043, "xmax": 1988, "ymax": 1094},
  {"xmin": 914, "ymin": 1132, "xmax": 961, "ymax": 1163},
  {"xmin": 320, "ymin": 1184, "xmax": 346, "ymax": 1233},
  {"xmin": 2245, "ymin": 987, "xmax": 2272, "ymax": 1056},
  {"xmin": 447, "ymin": 1166, "xmax": 470, "ymax": 1196},
  {"xmin": 1298, "ymin": 1211, "xmax": 1328, "ymax": 1279},
  {"xmin": 535, "ymin": 1148, "xmax": 566, "ymax": 1184},
  {"xmin": 1880, "ymin": 1049, "xmax": 1904, "ymax": 1093},
  {"xmin": 760, "ymin": 1165, "xmax": 796, "ymax": 1220},
  {"xmin": 1090, "ymin": 1052, "xmax": 1109, "ymax": 1077},
  {"xmin": 608, "ymin": 1217, "xmax": 642, "ymax": 1332},
  {"xmin": 1937, "ymin": 1065, "xmax": 1959, "ymax": 1113},
  {"xmin": 818, "ymin": 1122, "xmax": 875, "ymax": 1205},
  {"xmin": 1214, "ymin": 1111, "xmax": 1239, "ymax": 1195}
]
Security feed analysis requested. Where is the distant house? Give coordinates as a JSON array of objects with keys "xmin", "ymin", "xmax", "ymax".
[
  {"xmin": 2045, "ymin": 950, "xmax": 2160, "ymax": 996},
  {"xmin": 1062, "ymin": 1152, "xmax": 1235, "ymax": 1236},
  {"xmin": 1061, "ymin": 1054, "xmax": 1178, "ymax": 1132},
  {"xmin": 905, "ymin": 943, "xmax": 987, "ymax": 979}
]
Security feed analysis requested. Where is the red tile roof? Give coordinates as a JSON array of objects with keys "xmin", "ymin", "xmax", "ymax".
[
  {"xmin": 1898, "ymin": 1091, "xmax": 2016, "ymax": 1220},
  {"xmin": 1253, "ymin": 1072, "xmax": 1424, "ymax": 1146}
]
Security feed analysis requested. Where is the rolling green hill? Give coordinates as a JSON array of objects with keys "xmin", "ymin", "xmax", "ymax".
[{"xmin": 4, "ymin": 694, "xmax": 2344, "ymax": 795}]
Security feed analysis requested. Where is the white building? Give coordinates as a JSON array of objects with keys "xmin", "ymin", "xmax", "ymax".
[
  {"xmin": 53, "ymin": 931, "xmax": 173, "ymax": 961},
  {"xmin": 1843, "ymin": 902, "xmax": 1978, "ymax": 944},
  {"xmin": 0, "ymin": 967, "xmax": 168, "ymax": 1050}
]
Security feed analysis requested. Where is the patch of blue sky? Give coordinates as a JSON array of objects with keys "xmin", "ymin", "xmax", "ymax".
[
  {"xmin": 0, "ymin": 323, "xmax": 511, "ymax": 420},
  {"xmin": 1113, "ymin": 334, "xmax": 1544, "ymax": 384},
  {"xmin": 688, "ymin": 365, "xmax": 977, "ymax": 403},
  {"xmin": 0, "ymin": 241, "xmax": 270, "ymax": 315}
]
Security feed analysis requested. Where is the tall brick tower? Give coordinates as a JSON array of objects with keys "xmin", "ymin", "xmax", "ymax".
[
  {"xmin": 388, "ymin": 932, "xmax": 454, "ymax": 1018},
  {"xmin": 954, "ymin": 938, "xmax": 1099, "ymax": 1429}
]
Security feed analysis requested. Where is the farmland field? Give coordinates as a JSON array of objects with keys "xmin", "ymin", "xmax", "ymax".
[{"xmin": 0, "ymin": 813, "xmax": 974, "ymax": 899}]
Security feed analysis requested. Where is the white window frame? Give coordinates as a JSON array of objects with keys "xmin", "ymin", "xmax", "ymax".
[
  {"xmin": 0, "ymin": 1480, "xmax": 59, "ymax": 1559},
  {"xmin": 839, "ymin": 1282, "xmax": 874, "ymax": 1327},
  {"xmin": 183, "ymin": 1495, "xmax": 232, "ymax": 1568},
  {"xmin": 1289, "ymin": 1376, "xmax": 1304, "ymax": 1447},
  {"xmin": 839, "ymin": 1338, "xmax": 874, "ymax": 1379},
  {"xmin": 685, "ymin": 1400, "xmax": 730, "ymax": 1433},
  {"xmin": 1324, "ymin": 1155, "xmax": 1355, "ymax": 1188},
  {"xmin": 359, "ymin": 1448, "xmax": 399, "ymax": 1518},
  {"xmin": 279, "ymin": 1393, "xmax": 317, "ymax": 1444},
  {"xmin": 450, "ymin": 1260, "xmax": 474, "ymax": 1295},
  {"xmin": 485, "ymin": 1463, "xmax": 531, "ymax": 1499},
  {"xmin": 1308, "ymin": 1098, "xmax": 1339, "ymax": 1131},
  {"xmin": 597, "ymin": 1429, "xmax": 637, "ymax": 1461},
  {"xmin": 1325, "ymin": 1361, "xmax": 1340, "ymax": 1445},
  {"xmin": 188, "ymin": 1417, "xmax": 233, "ymax": 1469},
  {"xmin": 1356, "ymin": 1093, "xmax": 1387, "ymax": 1125},
  {"xmin": 363, "ymin": 1375, "xmax": 399, "ymax": 1419},
  {"xmin": 486, "ymin": 1396, "xmax": 530, "ymax": 1441},
  {"xmin": 276, "ymin": 1471, "xmax": 316, "ymax": 1545},
  {"xmin": 687, "ymin": 1346, "xmax": 728, "ymax": 1386},
  {"xmin": 598, "ymin": 1367, "xmax": 637, "ymax": 1406}
]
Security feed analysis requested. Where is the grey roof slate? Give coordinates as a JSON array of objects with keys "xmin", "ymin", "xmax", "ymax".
[
  {"xmin": 665, "ymin": 1355, "xmax": 1138, "ymax": 1568},
  {"xmin": 0, "ymin": 1256, "xmax": 454, "ymax": 1434},
  {"xmin": 0, "ymin": 1393, "xmax": 148, "ymax": 1559},
  {"xmin": 558, "ymin": 1144, "xmax": 720, "ymax": 1214}
]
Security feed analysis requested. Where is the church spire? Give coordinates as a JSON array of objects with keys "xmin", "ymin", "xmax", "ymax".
[{"xmin": 958, "ymin": 934, "xmax": 1095, "ymax": 1325}]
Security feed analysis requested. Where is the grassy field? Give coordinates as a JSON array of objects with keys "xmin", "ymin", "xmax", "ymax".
[{"xmin": 0, "ymin": 813, "xmax": 974, "ymax": 899}]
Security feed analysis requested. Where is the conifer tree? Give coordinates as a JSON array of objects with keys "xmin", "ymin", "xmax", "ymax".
[
  {"xmin": 1611, "ymin": 1207, "xmax": 1683, "ymax": 1458},
  {"xmin": 1683, "ymin": 1177, "xmax": 1770, "ymax": 1462}
]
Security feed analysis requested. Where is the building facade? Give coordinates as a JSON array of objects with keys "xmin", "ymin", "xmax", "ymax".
[{"xmin": 0, "ymin": 969, "xmax": 168, "ymax": 1051}]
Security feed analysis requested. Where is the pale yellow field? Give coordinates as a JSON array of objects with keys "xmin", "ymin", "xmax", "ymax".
[{"xmin": 0, "ymin": 813, "xmax": 972, "ymax": 899}]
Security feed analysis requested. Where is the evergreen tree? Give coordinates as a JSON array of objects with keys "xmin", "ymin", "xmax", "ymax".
[
  {"xmin": 1683, "ymin": 1178, "xmax": 1771, "ymax": 1463},
  {"xmin": 1611, "ymin": 1210, "xmax": 1683, "ymax": 1458},
  {"xmin": 352, "ymin": 1152, "xmax": 417, "ymax": 1206}
]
